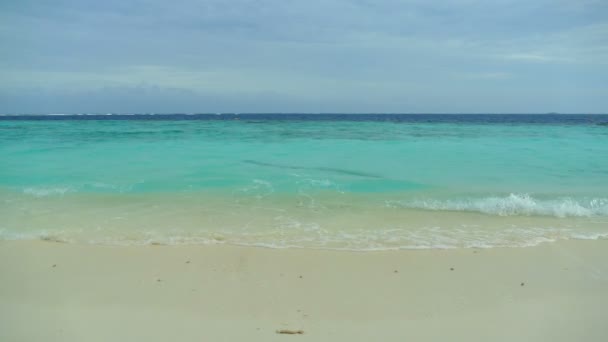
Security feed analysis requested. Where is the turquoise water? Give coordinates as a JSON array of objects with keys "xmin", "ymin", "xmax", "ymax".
[{"xmin": 1, "ymin": 115, "xmax": 607, "ymax": 249}]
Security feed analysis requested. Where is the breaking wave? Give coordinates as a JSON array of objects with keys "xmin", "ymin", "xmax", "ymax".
[{"xmin": 389, "ymin": 194, "xmax": 608, "ymax": 218}]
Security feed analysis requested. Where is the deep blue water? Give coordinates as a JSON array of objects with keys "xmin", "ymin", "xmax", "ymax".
[{"xmin": 1, "ymin": 113, "xmax": 607, "ymax": 125}]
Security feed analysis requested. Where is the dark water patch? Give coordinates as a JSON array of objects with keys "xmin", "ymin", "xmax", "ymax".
[
  {"xmin": 243, "ymin": 160, "xmax": 383, "ymax": 178},
  {"xmin": 0, "ymin": 125, "xmax": 27, "ymax": 130}
]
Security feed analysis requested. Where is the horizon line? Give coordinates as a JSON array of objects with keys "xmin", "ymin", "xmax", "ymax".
[{"xmin": 1, "ymin": 112, "xmax": 608, "ymax": 116}]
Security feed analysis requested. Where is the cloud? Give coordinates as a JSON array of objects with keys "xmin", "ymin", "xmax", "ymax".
[{"xmin": 503, "ymin": 54, "xmax": 567, "ymax": 63}]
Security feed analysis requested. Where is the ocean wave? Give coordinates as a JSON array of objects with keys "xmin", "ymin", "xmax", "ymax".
[
  {"xmin": 19, "ymin": 182, "xmax": 139, "ymax": 197},
  {"xmin": 388, "ymin": 194, "xmax": 608, "ymax": 218},
  {"xmin": 22, "ymin": 186, "xmax": 74, "ymax": 197}
]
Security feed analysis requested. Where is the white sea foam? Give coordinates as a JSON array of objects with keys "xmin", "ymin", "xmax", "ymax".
[
  {"xmin": 22, "ymin": 186, "xmax": 74, "ymax": 197},
  {"xmin": 1, "ymin": 224, "xmax": 607, "ymax": 250},
  {"xmin": 233, "ymin": 179, "xmax": 275, "ymax": 200},
  {"xmin": 20, "ymin": 182, "xmax": 138, "ymax": 197},
  {"xmin": 388, "ymin": 194, "xmax": 608, "ymax": 218}
]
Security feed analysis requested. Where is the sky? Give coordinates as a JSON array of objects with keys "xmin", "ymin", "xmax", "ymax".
[{"xmin": 0, "ymin": 0, "xmax": 606, "ymax": 113}]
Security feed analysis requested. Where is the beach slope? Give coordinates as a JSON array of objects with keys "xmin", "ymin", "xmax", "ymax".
[{"xmin": 1, "ymin": 240, "xmax": 607, "ymax": 341}]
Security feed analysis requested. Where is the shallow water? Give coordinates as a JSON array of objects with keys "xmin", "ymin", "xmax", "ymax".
[{"xmin": 1, "ymin": 114, "xmax": 607, "ymax": 249}]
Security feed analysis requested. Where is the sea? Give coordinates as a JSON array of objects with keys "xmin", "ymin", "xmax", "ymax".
[{"xmin": 1, "ymin": 114, "xmax": 607, "ymax": 250}]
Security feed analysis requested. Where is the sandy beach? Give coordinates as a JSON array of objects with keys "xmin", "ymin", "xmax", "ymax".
[{"xmin": 1, "ymin": 240, "xmax": 607, "ymax": 341}]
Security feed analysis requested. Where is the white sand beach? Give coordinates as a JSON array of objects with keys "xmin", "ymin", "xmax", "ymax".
[{"xmin": 1, "ymin": 240, "xmax": 607, "ymax": 341}]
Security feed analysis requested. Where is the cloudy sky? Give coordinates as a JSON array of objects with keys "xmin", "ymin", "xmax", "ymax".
[{"xmin": 1, "ymin": 0, "xmax": 606, "ymax": 113}]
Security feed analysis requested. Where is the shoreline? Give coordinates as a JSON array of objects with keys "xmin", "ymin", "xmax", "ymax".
[
  {"xmin": 2, "ymin": 239, "xmax": 608, "ymax": 341},
  {"xmin": 13, "ymin": 233, "xmax": 608, "ymax": 251}
]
